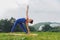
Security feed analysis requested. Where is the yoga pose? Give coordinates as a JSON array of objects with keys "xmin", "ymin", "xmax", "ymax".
[{"xmin": 11, "ymin": 18, "xmax": 33, "ymax": 33}]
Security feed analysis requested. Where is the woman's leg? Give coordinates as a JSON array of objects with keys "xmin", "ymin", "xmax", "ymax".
[
  {"xmin": 20, "ymin": 23, "xmax": 28, "ymax": 33},
  {"xmin": 11, "ymin": 21, "xmax": 18, "ymax": 32}
]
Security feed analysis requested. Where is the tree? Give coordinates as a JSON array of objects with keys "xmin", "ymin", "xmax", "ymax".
[
  {"xmin": 29, "ymin": 26, "xmax": 36, "ymax": 32},
  {"xmin": 42, "ymin": 24, "xmax": 52, "ymax": 32}
]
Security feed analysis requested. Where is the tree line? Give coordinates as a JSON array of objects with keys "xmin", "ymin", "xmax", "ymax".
[
  {"xmin": 0, "ymin": 17, "xmax": 35, "ymax": 32},
  {"xmin": 0, "ymin": 17, "xmax": 60, "ymax": 32},
  {"xmin": 38, "ymin": 24, "xmax": 60, "ymax": 32}
]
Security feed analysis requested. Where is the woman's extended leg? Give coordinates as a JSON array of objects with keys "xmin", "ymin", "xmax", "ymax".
[
  {"xmin": 11, "ymin": 22, "xmax": 18, "ymax": 32},
  {"xmin": 20, "ymin": 23, "xmax": 28, "ymax": 33}
]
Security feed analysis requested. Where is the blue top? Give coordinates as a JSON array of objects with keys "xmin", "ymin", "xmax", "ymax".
[{"xmin": 16, "ymin": 18, "xmax": 26, "ymax": 23}]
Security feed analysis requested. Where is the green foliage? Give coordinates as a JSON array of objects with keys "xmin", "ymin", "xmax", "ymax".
[
  {"xmin": 0, "ymin": 17, "xmax": 60, "ymax": 32},
  {"xmin": 33, "ymin": 22, "xmax": 52, "ymax": 31},
  {"xmin": 50, "ymin": 27, "xmax": 60, "ymax": 32},
  {"xmin": 33, "ymin": 22, "xmax": 60, "ymax": 32},
  {"xmin": 29, "ymin": 26, "xmax": 36, "ymax": 32},
  {"xmin": 42, "ymin": 24, "xmax": 52, "ymax": 32},
  {"xmin": 0, "ymin": 17, "xmax": 36, "ymax": 32}
]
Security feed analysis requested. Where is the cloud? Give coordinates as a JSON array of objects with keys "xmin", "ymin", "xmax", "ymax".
[
  {"xmin": 16, "ymin": 0, "xmax": 30, "ymax": 5},
  {"xmin": 29, "ymin": 0, "xmax": 60, "ymax": 23},
  {"xmin": 0, "ymin": 0, "xmax": 60, "ymax": 24}
]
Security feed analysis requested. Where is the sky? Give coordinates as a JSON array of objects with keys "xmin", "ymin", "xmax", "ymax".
[{"xmin": 0, "ymin": 0, "xmax": 60, "ymax": 24}]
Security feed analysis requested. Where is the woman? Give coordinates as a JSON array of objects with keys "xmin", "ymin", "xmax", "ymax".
[{"xmin": 11, "ymin": 18, "xmax": 33, "ymax": 33}]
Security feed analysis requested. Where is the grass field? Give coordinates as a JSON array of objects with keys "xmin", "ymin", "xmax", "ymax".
[{"xmin": 0, "ymin": 32, "xmax": 60, "ymax": 40}]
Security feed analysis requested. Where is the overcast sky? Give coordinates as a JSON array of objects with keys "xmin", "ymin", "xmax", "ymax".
[{"xmin": 0, "ymin": 0, "xmax": 60, "ymax": 24}]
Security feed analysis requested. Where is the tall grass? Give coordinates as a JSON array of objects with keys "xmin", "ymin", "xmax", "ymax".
[{"xmin": 0, "ymin": 32, "xmax": 60, "ymax": 40}]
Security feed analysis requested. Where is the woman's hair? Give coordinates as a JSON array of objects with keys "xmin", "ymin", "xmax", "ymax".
[{"xmin": 30, "ymin": 19, "xmax": 33, "ymax": 24}]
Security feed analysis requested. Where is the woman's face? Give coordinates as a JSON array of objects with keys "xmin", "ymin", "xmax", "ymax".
[{"xmin": 28, "ymin": 19, "xmax": 33, "ymax": 24}]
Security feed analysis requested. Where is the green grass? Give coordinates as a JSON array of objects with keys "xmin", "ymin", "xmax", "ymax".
[{"xmin": 0, "ymin": 32, "xmax": 60, "ymax": 40}]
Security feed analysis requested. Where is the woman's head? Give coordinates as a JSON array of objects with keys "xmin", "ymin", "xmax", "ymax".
[
  {"xmin": 26, "ymin": 18, "xmax": 33, "ymax": 24},
  {"xmin": 28, "ymin": 19, "xmax": 33, "ymax": 24}
]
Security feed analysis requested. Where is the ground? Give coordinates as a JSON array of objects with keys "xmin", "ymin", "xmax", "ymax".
[{"xmin": 0, "ymin": 32, "xmax": 60, "ymax": 40}]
